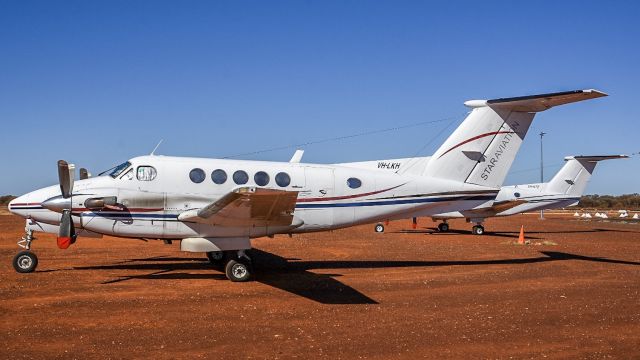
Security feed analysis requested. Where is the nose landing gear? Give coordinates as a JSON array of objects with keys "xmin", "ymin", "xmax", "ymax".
[
  {"xmin": 13, "ymin": 251, "xmax": 38, "ymax": 273},
  {"xmin": 13, "ymin": 228, "xmax": 38, "ymax": 273}
]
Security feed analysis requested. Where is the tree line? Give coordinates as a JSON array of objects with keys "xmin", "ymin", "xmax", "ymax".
[{"xmin": 576, "ymin": 194, "xmax": 640, "ymax": 210}]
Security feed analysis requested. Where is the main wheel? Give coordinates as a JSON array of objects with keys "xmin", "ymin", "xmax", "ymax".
[
  {"xmin": 13, "ymin": 251, "xmax": 38, "ymax": 273},
  {"xmin": 438, "ymin": 223, "xmax": 449, "ymax": 232},
  {"xmin": 374, "ymin": 223, "xmax": 385, "ymax": 233},
  {"xmin": 225, "ymin": 258, "xmax": 252, "ymax": 282},
  {"xmin": 472, "ymin": 225, "xmax": 485, "ymax": 235},
  {"xmin": 206, "ymin": 251, "xmax": 224, "ymax": 265}
]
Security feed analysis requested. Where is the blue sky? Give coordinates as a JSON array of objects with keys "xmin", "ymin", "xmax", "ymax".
[{"xmin": 1, "ymin": 0, "xmax": 638, "ymax": 195}]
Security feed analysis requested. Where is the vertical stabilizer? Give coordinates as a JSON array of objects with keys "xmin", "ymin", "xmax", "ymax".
[{"xmin": 422, "ymin": 89, "xmax": 607, "ymax": 189}]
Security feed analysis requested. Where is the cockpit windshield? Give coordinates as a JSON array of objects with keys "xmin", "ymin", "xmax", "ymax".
[{"xmin": 98, "ymin": 161, "xmax": 132, "ymax": 178}]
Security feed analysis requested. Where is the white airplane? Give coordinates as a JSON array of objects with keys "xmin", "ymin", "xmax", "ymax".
[
  {"xmin": 343, "ymin": 154, "xmax": 626, "ymax": 234},
  {"xmin": 8, "ymin": 89, "xmax": 605, "ymax": 281},
  {"xmin": 429, "ymin": 155, "xmax": 628, "ymax": 233}
]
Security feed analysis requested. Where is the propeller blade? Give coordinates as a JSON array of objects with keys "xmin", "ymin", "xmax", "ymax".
[
  {"xmin": 57, "ymin": 209, "xmax": 76, "ymax": 249},
  {"xmin": 58, "ymin": 160, "xmax": 76, "ymax": 198},
  {"xmin": 79, "ymin": 168, "xmax": 91, "ymax": 180}
]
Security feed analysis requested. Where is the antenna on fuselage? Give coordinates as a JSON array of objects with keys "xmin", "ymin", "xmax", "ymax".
[{"xmin": 150, "ymin": 139, "xmax": 164, "ymax": 156}]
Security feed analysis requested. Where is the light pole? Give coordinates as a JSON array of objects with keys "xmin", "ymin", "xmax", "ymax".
[{"xmin": 539, "ymin": 131, "xmax": 546, "ymax": 220}]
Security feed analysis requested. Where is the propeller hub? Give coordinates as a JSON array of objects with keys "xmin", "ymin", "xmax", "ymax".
[{"xmin": 41, "ymin": 196, "xmax": 72, "ymax": 213}]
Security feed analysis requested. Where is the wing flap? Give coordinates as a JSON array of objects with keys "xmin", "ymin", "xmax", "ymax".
[
  {"xmin": 178, "ymin": 187, "xmax": 300, "ymax": 227},
  {"xmin": 460, "ymin": 199, "xmax": 527, "ymax": 218}
]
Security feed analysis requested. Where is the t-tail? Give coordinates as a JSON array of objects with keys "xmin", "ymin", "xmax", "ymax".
[
  {"xmin": 546, "ymin": 155, "xmax": 628, "ymax": 196},
  {"xmin": 418, "ymin": 89, "xmax": 608, "ymax": 188}
]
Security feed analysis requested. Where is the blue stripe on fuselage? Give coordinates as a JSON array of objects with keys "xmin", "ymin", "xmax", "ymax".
[{"xmin": 295, "ymin": 195, "xmax": 496, "ymax": 209}]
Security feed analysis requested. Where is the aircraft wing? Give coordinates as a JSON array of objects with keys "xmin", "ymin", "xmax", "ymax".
[
  {"xmin": 177, "ymin": 187, "xmax": 300, "ymax": 227},
  {"xmin": 461, "ymin": 199, "xmax": 527, "ymax": 217}
]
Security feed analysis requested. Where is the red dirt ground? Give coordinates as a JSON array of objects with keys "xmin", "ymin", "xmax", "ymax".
[{"xmin": 1, "ymin": 213, "xmax": 639, "ymax": 359}]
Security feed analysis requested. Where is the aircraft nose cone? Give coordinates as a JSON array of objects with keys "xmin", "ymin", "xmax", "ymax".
[
  {"xmin": 7, "ymin": 197, "xmax": 19, "ymax": 214},
  {"xmin": 41, "ymin": 196, "xmax": 72, "ymax": 213}
]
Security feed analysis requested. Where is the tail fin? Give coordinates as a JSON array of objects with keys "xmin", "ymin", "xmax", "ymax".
[
  {"xmin": 421, "ymin": 89, "xmax": 607, "ymax": 188},
  {"xmin": 546, "ymin": 155, "xmax": 628, "ymax": 196}
]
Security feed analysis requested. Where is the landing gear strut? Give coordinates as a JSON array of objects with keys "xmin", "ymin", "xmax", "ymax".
[
  {"xmin": 14, "ymin": 228, "xmax": 38, "ymax": 273},
  {"xmin": 206, "ymin": 251, "xmax": 225, "ymax": 265}
]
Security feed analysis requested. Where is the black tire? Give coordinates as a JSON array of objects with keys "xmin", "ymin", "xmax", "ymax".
[
  {"xmin": 225, "ymin": 258, "xmax": 252, "ymax": 282},
  {"xmin": 206, "ymin": 251, "xmax": 224, "ymax": 265},
  {"xmin": 472, "ymin": 225, "xmax": 485, "ymax": 235},
  {"xmin": 374, "ymin": 224, "xmax": 385, "ymax": 233},
  {"xmin": 438, "ymin": 223, "xmax": 449, "ymax": 232},
  {"xmin": 13, "ymin": 251, "xmax": 38, "ymax": 273}
]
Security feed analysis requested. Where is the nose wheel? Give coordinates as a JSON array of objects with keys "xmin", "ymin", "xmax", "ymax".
[
  {"xmin": 14, "ymin": 227, "xmax": 38, "ymax": 273},
  {"xmin": 13, "ymin": 251, "xmax": 38, "ymax": 273}
]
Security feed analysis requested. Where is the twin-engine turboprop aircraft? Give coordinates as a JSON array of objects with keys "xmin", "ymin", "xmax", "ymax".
[
  {"xmin": 429, "ymin": 155, "xmax": 628, "ymax": 233},
  {"xmin": 8, "ymin": 89, "xmax": 606, "ymax": 281}
]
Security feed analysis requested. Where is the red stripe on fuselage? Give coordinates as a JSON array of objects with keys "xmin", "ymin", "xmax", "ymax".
[{"xmin": 297, "ymin": 184, "xmax": 405, "ymax": 203}]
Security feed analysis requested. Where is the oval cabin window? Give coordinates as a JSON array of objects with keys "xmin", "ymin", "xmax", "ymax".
[
  {"xmin": 254, "ymin": 171, "xmax": 270, "ymax": 186},
  {"xmin": 233, "ymin": 170, "xmax": 249, "ymax": 185},
  {"xmin": 347, "ymin": 177, "xmax": 362, "ymax": 189},
  {"xmin": 275, "ymin": 172, "xmax": 291, "ymax": 187},
  {"xmin": 189, "ymin": 168, "xmax": 206, "ymax": 183},
  {"xmin": 211, "ymin": 169, "xmax": 227, "ymax": 184}
]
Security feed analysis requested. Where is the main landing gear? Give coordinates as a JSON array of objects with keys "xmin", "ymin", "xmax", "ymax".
[
  {"xmin": 374, "ymin": 223, "xmax": 385, "ymax": 233},
  {"xmin": 437, "ymin": 222, "xmax": 450, "ymax": 232},
  {"xmin": 472, "ymin": 225, "xmax": 485, "ymax": 235},
  {"xmin": 206, "ymin": 250, "xmax": 253, "ymax": 282},
  {"xmin": 13, "ymin": 228, "xmax": 38, "ymax": 273}
]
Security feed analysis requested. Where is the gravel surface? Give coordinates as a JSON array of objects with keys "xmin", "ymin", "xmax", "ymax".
[{"xmin": 1, "ymin": 214, "xmax": 639, "ymax": 359}]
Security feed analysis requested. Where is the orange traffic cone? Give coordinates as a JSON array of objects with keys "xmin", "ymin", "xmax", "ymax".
[{"xmin": 518, "ymin": 225, "xmax": 525, "ymax": 244}]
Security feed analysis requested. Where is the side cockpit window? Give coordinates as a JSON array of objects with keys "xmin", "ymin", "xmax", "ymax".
[
  {"xmin": 122, "ymin": 168, "xmax": 134, "ymax": 180},
  {"xmin": 137, "ymin": 166, "xmax": 157, "ymax": 181}
]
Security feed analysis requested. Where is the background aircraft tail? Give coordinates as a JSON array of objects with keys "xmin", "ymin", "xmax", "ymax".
[
  {"xmin": 546, "ymin": 155, "xmax": 628, "ymax": 196},
  {"xmin": 420, "ymin": 89, "xmax": 607, "ymax": 188}
]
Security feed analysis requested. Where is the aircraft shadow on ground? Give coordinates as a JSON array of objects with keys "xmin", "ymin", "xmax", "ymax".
[
  {"xmin": 394, "ymin": 227, "xmax": 637, "ymax": 239},
  {"xmin": 72, "ymin": 250, "xmax": 639, "ymax": 305}
]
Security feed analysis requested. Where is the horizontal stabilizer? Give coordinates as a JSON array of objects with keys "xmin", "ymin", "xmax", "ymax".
[
  {"xmin": 465, "ymin": 89, "xmax": 607, "ymax": 112},
  {"xmin": 565, "ymin": 155, "xmax": 628, "ymax": 162}
]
